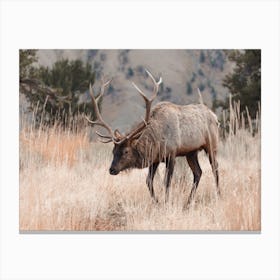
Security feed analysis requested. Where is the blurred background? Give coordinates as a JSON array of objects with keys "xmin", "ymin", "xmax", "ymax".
[{"xmin": 19, "ymin": 49, "xmax": 261, "ymax": 134}]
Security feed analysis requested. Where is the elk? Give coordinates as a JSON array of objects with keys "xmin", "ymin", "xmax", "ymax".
[{"xmin": 86, "ymin": 70, "xmax": 220, "ymax": 206}]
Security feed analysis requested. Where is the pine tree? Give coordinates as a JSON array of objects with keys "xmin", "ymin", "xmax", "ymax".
[
  {"xmin": 20, "ymin": 50, "xmax": 99, "ymax": 128},
  {"xmin": 223, "ymin": 50, "xmax": 261, "ymax": 117},
  {"xmin": 19, "ymin": 49, "xmax": 38, "ymax": 80}
]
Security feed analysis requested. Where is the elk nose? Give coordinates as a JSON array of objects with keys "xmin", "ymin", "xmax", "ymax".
[{"xmin": 109, "ymin": 167, "xmax": 118, "ymax": 175}]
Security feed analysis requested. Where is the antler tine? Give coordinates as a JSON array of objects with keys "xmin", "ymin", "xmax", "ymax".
[
  {"xmin": 99, "ymin": 138, "xmax": 114, "ymax": 144},
  {"xmin": 132, "ymin": 70, "xmax": 162, "ymax": 123},
  {"xmin": 86, "ymin": 81, "xmax": 114, "ymax": 141},
  {"xmin": 96, "ymin": 78, "xmax": 112, "ymax": 103},
  {"xmin": 145, "ymin": 69, "xmax": 162, "ymax": 99},
  {"xmin": 131, "ymin": 82, "xmax": 149, "ymax": 102},
  {"xmin": 96, "ymin": 131, "xmax": 113, "ymax": 139}
]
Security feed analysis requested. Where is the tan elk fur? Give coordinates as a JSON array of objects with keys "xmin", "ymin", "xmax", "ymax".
[{"xmin": 133, "ymin": 102, "xmax": 219, "ymax": 168}]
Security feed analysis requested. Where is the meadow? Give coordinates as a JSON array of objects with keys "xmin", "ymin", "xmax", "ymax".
[{"xmin": 19, "ymin": 102, "xmax": 261, "ymax": 231}]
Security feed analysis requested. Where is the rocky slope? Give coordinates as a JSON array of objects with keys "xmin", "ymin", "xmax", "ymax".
[{"xmin": 35, "ymin": 49, "xmax": 234, "ymax": 132}]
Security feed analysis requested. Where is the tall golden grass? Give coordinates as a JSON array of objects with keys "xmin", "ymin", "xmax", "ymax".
[{"xmin": 19, "ymin": 102, "xmax": 261, "ymax": 231}]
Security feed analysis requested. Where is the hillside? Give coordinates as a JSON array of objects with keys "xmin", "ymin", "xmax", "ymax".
[{"xmin": 34, "ymin": 49, "xmax": 234, "ymax": 132}]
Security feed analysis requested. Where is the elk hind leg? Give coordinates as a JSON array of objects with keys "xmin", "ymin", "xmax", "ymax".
[
  {"xmin": 206, "ymin": 148, "xmax": 220, "ymax": 196},
  {"xmin": 186, "ymin": 151, "xmax": 202, "ymax": 206}
]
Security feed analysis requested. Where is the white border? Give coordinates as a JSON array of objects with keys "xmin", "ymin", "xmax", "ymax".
[{"xmin": 1, "ymin": 1, "xmax": 279, "ymax": 279}]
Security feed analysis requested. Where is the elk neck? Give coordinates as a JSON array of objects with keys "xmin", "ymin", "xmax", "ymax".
[{"xmin": 132, "ymin": 125, "xmax": 160, "ymax": 168}]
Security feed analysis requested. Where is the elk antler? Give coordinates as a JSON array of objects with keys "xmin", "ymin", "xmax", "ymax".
[
  {"xmin": 85, "ymin": 79, "xmax": 116, "ymax": 143},
  {"xmin": 115, "ymin": 69, "xmax": 162, "ymax": 145},
  {"xmin": 86, "ymin": 71, "xmax": 162, "ymax": 145},
  {"xmin": 132, "ymin": 69, "xmax": 162, "ymax": 123}
]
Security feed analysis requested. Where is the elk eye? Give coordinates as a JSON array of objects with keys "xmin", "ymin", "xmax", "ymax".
[{"xmin": 124, "ymin": 150, "xmax": 128, "ymax": 154}]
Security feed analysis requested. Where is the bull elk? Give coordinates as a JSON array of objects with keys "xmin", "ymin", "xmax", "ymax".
[{"xmin": 86, "ymin": 70, "xmax": 220, "ymax": 206}]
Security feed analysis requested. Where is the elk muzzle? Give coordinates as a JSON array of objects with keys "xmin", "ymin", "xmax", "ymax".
[{"xmin": 109, "ymin": 166, "xmax": 119, "ymax": 175}]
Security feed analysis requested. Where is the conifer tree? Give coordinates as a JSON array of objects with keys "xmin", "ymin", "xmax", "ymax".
[
  {"xmin": 223, "ymin": 50, "xmax": 261, "ymax": 117},
  {"xmin": 20, "ymin": 50, "xmax": 99, "ymax": 128}
]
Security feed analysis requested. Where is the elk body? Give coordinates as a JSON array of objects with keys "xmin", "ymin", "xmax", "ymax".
[{"xmin": 86, "ymin": 71, "xmax": 220, "ymax": 206}]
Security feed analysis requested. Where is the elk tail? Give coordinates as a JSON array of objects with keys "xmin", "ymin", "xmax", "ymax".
[{"xmin": 197, "ymin": 88, "xmax": 204, "ymax": 104}]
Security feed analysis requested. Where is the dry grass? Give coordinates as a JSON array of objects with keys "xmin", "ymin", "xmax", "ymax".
[
  {"xmin": 20, "ymin": 125, "xmax": 89, "ymax": 167},
  {"xmin": 19, "ymin": 104, "xmax": 261, "ymax": 231}
]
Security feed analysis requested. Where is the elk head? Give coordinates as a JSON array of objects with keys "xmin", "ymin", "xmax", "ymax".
[{"xmin": 86, "ymin": 70, "xmax": 162, "ymax": 175}]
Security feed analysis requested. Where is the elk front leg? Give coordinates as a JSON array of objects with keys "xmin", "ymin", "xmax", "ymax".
[
  {"xmin": 186, "ymin": 151, "xmax": 202, "ymax": 207},
  {"xmin": 146, "ymin": 162, "xmax": 159, "ymax": 201},
  {"xmin": 164, "ymin": 156, "xmax": 175, "ymax": 202}
]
